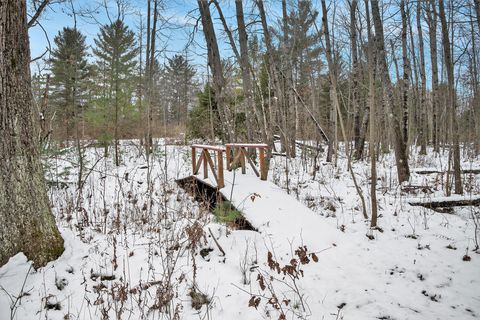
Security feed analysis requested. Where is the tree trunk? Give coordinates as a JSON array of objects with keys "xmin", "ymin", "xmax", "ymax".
[
  {"xmin": 321, "ymin": 0, "xmax": 368, "ymax": 220},
  {"xmin": 0, "ymin": 0, "xmax": 64, "ymax": 268},
  {"xmin": 368, "ymin": 45, "xmax": 378, "ymax": 228},
  {"xmin": 400, "ymin": 0, "xmax": 410, "ymax": 144},
  {"xmin": 475, "ymin": 0, "xmax": 480, "ymax": 33},
  {"xmin": 426, "ymin": 0, "xmax": 440, "ymax": 152},
  {"xmin": 417, "ymin": 0, "xmax": 427, "ymax": 155},
  {"xmin": 351, "ymin": 0, "xmax": 363, "ymax": 159},
  {"xmin": 371, "ymin": 0, "xmax": 410, "ymax": 183},
  {"xmin": 470, "ymin": 3, "xmax": 480, "ymax": 154},
  {"xmin": 256, "ymin": 0, "xmax": 286, "ymax": 144},
  {"xmin": 197, "ymin": 0, "xmax": 233, "ymax": 141},
  {"xmin": 438, "ymin": 0, "xmax": 462, "ymax": 194}
]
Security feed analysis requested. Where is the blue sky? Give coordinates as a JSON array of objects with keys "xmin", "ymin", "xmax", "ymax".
[
  {"xmin": 29, "ymin": 0, "xmax": 214, "ymax": 76},
  {"xmin": 27, "ymin": 0, "xmax": 284, "ymax": 78}
]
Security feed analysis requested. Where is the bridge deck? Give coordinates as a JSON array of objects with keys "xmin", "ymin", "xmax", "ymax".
[{"xmin": 193, "ymin": 170, "xmax": 340, "ymax": 247}]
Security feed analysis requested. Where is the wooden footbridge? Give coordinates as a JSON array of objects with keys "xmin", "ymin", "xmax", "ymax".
[
  {"xmin": 191, "ymin": 143, "xmax": 268, "ymax": 189},
  {"xmin": 187, "ymin": 142, "xmax": 341, "ymax": 250}
]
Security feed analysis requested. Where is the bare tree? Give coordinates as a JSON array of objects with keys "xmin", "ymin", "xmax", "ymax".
[
  {"xmin": 417, "ymin": 0, "xmax": 427, "ymax": 155},
  {"xmin": 371, "ymin": 0, "xmax": 410, "ymax": 183},
  {"xmin": 438, "ymin": 0, "xmax": 462, "ymax": 194},
  {"xmin": 197, "ymin": 0, "xmax": 233, "ymax": 141},
  {"xmin": 426, "ymin": 0, "xmax": 440, "ymax": 152},
  {"xmin": 321, "ymin": 0, "xmax": 368, "ymax": 220},
  {"xmin": 400, "ymin": 0, "xmax": 410, "ymax": 144}
]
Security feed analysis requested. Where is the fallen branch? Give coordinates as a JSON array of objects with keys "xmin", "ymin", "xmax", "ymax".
[{"xmin": 208, "ymin": 228, "xmax": 226, "ymax": 256}]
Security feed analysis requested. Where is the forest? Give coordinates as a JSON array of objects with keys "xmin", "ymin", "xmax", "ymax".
[{"xmin": 0, "ymin": 0, "xmax": 479, "ymax": 319}]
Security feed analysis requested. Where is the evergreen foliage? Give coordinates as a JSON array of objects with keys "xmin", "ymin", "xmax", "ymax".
[
  {"xmin": 91, "ymin": 19, "xmax": 139, "ymax": 158},
  {"xmin": 49, "ymin": 27, "xmax": 91, "ymax": 137},
  {"xmin": 164, "ymin": 54, "xmax": 196, "ymax": 124}
]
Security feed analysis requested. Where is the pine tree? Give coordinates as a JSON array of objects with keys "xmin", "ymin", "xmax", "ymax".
[
  {"xmin": 164, "ymin": 54, "xmax": 196, "ymax": 124},
  {"xmin": 49, "ymin": 27, "xmax": 91, "ymax": 139},
  {"xmin": 285, "ymin": 0, "xmax": 322, "ymax": 88},
  {"xmin": 93, "ymin": 19, "xmax": 139, "ymax": 165}
]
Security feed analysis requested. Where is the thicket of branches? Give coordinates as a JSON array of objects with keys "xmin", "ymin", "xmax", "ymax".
[{"xmin": 31, "ymin": 0, "xmax": 479, "ymax": 195}]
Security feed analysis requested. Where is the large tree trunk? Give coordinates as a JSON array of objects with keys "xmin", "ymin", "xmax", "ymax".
[
  {"xmin": 438, "ymin": 0, "xmax": 462, "ymax": 194},
  {"xmin": 426, "ymin": 0, "xmax": 440, "ymax": 152},
  {"xmin": 0, "ymin": 0, "xmax": 64, "ymax": 268},
  {"xmin": 371, "ymin": 0, "xmax": 410, "ymax": 183}
]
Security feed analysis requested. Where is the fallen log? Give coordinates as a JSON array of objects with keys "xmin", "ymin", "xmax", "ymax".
[
  {"xmin": 401, "ymin": 185, "xmax": 434, "ymax": 194},
  {"xmin": 273, "ymin": 135, "xmax": 324, "ymax": 152},
  {"xmin": 408, "ymin": 196, "xmax": 480, "ymax": 209},
  {"xmin": 414, "ymin": 168, "xmax": 480, "ymax": 175}
]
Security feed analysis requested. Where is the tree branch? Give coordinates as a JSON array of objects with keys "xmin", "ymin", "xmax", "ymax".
[{"xmin": 28, "ymin": 0, "xmax": 50, "ymax": 28}]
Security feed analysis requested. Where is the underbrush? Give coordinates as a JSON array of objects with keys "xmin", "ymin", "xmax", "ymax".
[{"xmin": 213, "ymin": 200, "xmax": 242, "ymax": 223}]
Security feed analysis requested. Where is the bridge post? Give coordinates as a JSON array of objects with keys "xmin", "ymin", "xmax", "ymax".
[
  {"xmin": 226, "ymin": 145, "xmax": 231, "ymax": 171},
  {"xmin": 259, "ymin": 147, "xmax": 267, "ymax": 180},
  {"xmin": 191, "ymin": 146, "xmax": 196, "ymax": 174},
  {"xmin": 203, "ymin": 150, "xmax": 208, "ymax": 179},
  {"xmin": 217, "ymin": 150, "xmax": 224, "ymax": 188},
  {"xmin": 240, "ymin": 147, "xmax": 246, "ymax": 174}
]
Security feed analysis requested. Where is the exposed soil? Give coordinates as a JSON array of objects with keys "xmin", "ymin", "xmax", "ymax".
[{"xmin": 176, "ymin": 176, "xmax": 257, "ymax": 231}]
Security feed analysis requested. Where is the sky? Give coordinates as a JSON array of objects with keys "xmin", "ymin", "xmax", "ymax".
[
  {"xmin": 27, "ymin": 0, "xmax": 285, "ymax": 79},
  {"xmin": 29, "ymin": 0, "xmax": 211, "ymax": 77},
  {"xmin": 27, "ymin": 0, "xmax": 465, "ymax": 91}
]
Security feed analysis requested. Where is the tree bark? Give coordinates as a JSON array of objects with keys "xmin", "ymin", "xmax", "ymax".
[
  {"xmin": 438, "ymin": 0, "xmax": 462, "ymax": 194},
  {"xmin": 400, "ymin": 0, "xmax": 410, "ymax": 144},
  {"xmin": 350, "ymin": 0, "xmax": 363, "ymax": 159},
  {"xmin": 426, "ymin": 0, "xmax": 439, "ymax": 152},
  {"xmin": 417, "ymin": 0, "xmax": 427, "ymax": 155},
  {"xmin": 0, "ymin": 0, "xmax": 64, "ymax": 268}
]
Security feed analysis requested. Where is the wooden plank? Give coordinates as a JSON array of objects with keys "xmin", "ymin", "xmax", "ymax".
[
  {"xmin": 204, "ymin": 150, "xmax": 219, "ymax": 184},
  {"xmin": 194, "ymin": 150, "xmax": 203, "ymax": 175},
  {"xmin": 192, "ymin": 144, "xmax": 226, "ymax": 152},
  {"xmin": 226, "ymin": 145, "xmax": 231, "ymax": 171},
  {"xmin": 203, "ymin": 150, "xmax": 208, "ymax": 179},
  {"xmin": 244, "ymin": 149, "xmax": 260, "ymax": 177},
  {"xmin": 226, "ymin": 143, "xmax": 268, "ymax": 148},
  {"xmin": 229, "ymin": 148, "xmax": 243, "ymax": 170},
  {"xmin": 217, "ymin": 150, "xmax": 224, "ymax": 188},
  {"xmin": 240, "ymin": 147, "xmax": 246, "ymax": 174},
  {"xmin": 259, "ymin": 147, "xmax": 267, "ymax": 180},
  {"xmin": 191, "ymin": 147, "xmax": 196, "ymax": 174}
]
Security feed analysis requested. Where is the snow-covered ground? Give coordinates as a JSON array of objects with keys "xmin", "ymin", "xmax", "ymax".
[{"xmin": 0, "ymin": 141, "xmax": 479, "ymax": 320}]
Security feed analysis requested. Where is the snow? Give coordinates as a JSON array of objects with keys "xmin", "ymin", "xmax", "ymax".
[{"xmin": 0, "ymin": 141, "xmax": 479, "ymax": 319}]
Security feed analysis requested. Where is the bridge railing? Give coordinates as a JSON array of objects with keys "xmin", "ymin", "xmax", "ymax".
[
  {"xmin": 225, "ymin": 143, "xmax": 268, "ymax": 181},
  {"xmin": 191, "ymin": 144, "xmax": 226, "ymax": 188},
  {"xmin": 191, "ymin": 143, "xmax": 269, "ymax": 188}
]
